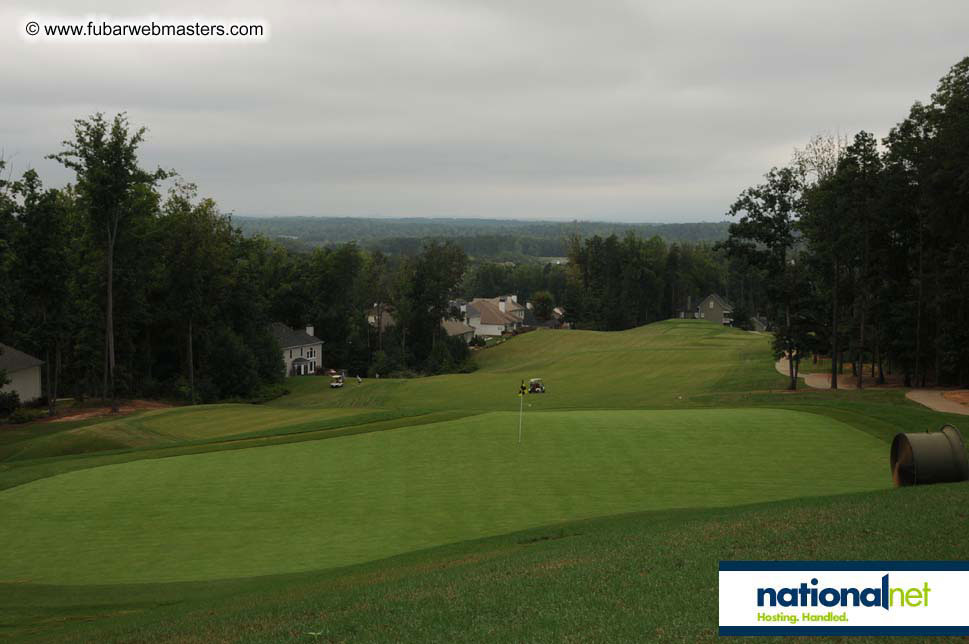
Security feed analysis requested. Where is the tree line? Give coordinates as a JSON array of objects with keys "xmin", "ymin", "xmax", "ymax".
[
  {"xmin": 0, "ymin": 113, "xmax": 472, "ymax": 416},
  {"xmin": 234, "ymin": 216, "xmax": 731, "ymax": 259},
  {"xmin": 720, "ymin": 56, "xmax": 969, "ymax": 389},
  {"xmin": 560, "ymin": 234, "xmax": 759, "ymax": 331}
]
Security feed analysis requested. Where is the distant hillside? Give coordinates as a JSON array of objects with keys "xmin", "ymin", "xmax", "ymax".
[{"xmin": 232, "ymin": 216, "xmax": 730, "ymax": 258}]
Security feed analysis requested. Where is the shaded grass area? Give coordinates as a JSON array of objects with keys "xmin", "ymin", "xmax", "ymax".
[
  {"xmin": 2, "ymin": 482, "xmax": 966, "ymax": 643},
  {"xmin": 0, "ymin": 405, "xmax": 385, "ymax": 463},
  {"xmin": 0, "ymin": 409, "xmax": 889, "ymax": 584},
  {"xmin": 690, "ymin": 387, "xmax": 968, "ymax": 445},
  {"xmin": 0, "ymin": 410, "xmax": 473, "ymax": 493}
]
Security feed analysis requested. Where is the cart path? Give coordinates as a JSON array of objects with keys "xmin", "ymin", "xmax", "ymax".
[
  {"xmin": 775, "ymin": 358, "xmax": 969, "ymax": 414},
  {"xmin": 774, "ymin": 358, "xmax": 855, "ymax": 390},
  {"xmin": 905, "ymin": 390, "xmax": 969, "ymax": 416}
]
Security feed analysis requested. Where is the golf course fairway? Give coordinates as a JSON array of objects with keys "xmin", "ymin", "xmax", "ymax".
[
  {"xmin": 0, "ymin": 408, "xmax": 888, "ymax": 584},
  {"xmin": 3, "ymin": 320, "xmax": 964, "ymax": 642}
]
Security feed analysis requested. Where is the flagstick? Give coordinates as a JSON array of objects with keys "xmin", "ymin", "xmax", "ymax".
[{"xmin": 518, "ymin": 392, "xmax": 523, "ymax": 444}]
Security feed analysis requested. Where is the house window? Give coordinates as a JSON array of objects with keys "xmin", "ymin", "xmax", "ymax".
[
  {"xmin": 289, "ymin": 349, "xmax": 292, "ymax": 359},
  {"xmin": 309, "ymin": 361, "xmax": 316, "ymax": 372},
  {"xmin": 709, "ymin": 301, "xmax": 714, "ymax": 309},
  {"xmin": 307, "ymin": 348, "xmax": 315, "ymax": 359}
]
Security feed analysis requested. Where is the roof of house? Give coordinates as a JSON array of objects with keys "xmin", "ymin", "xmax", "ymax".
[
  {"xmin": 468, "ymin": 298, "xmax": 520, "ymax": 326},
  {"xmin": 498, "ymin": 296, "xmax": 525, "ymax": 312},
  {"xmin": 269, "ymin": 323, "xmax": 323, "ymax": 349},
  {"xmin": 698, "ymin": 293, "xmax": 733, "ymax": 310},
  {"xmin": 441, "ymin": 319, "xmax": 474, "ymax": 337},
  {"xmin": 0, "ymin": 343, "xmax": 44, "ymax": 372}
]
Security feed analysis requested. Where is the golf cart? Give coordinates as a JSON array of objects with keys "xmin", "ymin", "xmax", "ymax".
[
  {"xmin": 329, "ymin": 374, "xmax": 345, "ymax": 389},
  {"xmin": 528, "ymin": 378, "xmax": 546, "ymax": 394}
]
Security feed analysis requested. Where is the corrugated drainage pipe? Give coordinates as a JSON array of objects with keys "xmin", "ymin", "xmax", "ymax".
[{"xmin": 891, "ymin": 424, "xmax": 969, "ymax": 486}]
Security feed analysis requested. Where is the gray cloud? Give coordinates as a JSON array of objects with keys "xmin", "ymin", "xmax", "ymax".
[{"xmin": 2, "ymin": 0, "xmax": 967, "ymax": 221}]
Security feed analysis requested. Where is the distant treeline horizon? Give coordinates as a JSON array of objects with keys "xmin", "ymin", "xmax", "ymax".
[{"xmin": 232, "ymin": 216, "xmax": 730, "ymax": 259}]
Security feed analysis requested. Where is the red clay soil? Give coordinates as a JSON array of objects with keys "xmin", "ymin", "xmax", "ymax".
[
  {"xmin": 45, "ymin": 400, "xmax": 172, "ymax": 423},
  {"xmin": 943, "ymin": 391, "xmax": 969, "ymax": 406}
]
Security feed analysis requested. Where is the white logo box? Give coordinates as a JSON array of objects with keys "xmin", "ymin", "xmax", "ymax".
[{"xmin": 719, "ymin": 561, "xmax": 969, "ymax": 636}]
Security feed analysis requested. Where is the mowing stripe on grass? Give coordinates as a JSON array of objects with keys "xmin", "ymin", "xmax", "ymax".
[{"xmin": 0, "ymin": 408, "xmax": 888, "ymax": 584}]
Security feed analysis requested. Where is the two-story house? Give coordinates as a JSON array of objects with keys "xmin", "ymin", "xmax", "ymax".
[
  {"xmin": 270, "ymin": 323, "xmax": 324, "ymax": 376},
  {"xmin": 695, "ymin": 294, "xmax": 733, "ymax": 325}
]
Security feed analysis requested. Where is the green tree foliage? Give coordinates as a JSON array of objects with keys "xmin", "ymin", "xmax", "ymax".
[
  {"xmin": 49, "ymin": 113, "xmax": 168, "ymax": 410},
  {"xmin": 531, "ymin": 290, "xmax": 555, "ymax": 321},
  {"xmin": 0, "ymin": 159, "xmax": 18, "ymax": 342},
  {"xmin": 564, "ymin": 233, "xmax": 730, "ymax": 331},
  {"xmin": 1, "ymin": 113, "xmax": 488, "ymax": 408},
  {"xmin": 739, "ymin": 56, "xmax": 969, "ymax": 387},
  {"xmin": 399, "ymin": 241, "xmax": 468, "ymax": 370},
  {"xmin": 721, "ymin": 166, "xmax": 808, "ymax": 389},
  {"xmin": 10, "ymin": 170, "xmax": 72, "ymax": 414}
]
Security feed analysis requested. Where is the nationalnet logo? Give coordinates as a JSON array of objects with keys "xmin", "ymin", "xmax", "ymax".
[{"xmin": 719, "ymin": 561, "xmax": 969, "ymax": 636}]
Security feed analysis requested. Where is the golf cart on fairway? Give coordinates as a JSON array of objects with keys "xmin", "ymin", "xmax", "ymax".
[
  {"xmin": 529, "ymin": 378, "xmax": 546, "ymax": 394},
  {"xmin": 329, "ymin": 374, "xmax": 344, "ymax": 389}
]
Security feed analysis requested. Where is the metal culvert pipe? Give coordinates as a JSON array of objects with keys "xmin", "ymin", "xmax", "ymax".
[{"xmin": 891, "ymin": 424, "xmax": 969, "ymax": 487}]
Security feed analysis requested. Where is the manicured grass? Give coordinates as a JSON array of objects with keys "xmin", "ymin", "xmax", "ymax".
[
  {"xmin": 277, "ymin": 321, "xmax": 784, "ymax": 412},
  {"xmin": 0, "ymin": 405, "xmax": 389, "ymax": 463},
  {"xmin": 0, "ymin": 408, "xmax": 888, "ymax": 584},
  {"xmin": 2, "ymin": 481, "xmax": 966, "ymax": 643},
  {"xmin": 1, "ymin": 319, "xmax": 964, "ymax": 641},
  {"xmin": 128, "ymin": 404, "xmax": 372, "ymax": 440}
]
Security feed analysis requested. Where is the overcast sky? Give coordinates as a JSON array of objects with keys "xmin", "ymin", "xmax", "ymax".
[{"xmin": 3, "ymin": 1, "xmax": 967, "ymax": 222}]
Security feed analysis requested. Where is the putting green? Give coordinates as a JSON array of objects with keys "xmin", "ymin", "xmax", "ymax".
[{"xmin": 0, "ymin": 408, "xmax": 889, "ymax": 584}]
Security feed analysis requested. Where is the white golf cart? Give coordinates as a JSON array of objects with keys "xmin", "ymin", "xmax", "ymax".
[
  {"xmin": 528, "ymin": 378, "xmax": 546, "ymax": 394},
  {"xmin": 329, "ymin": 374, "xmax": 345, "ymax": 389}
]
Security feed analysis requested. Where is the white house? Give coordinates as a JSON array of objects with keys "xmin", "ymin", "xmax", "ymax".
[
  {"xmin": 463, "ymin": 296, "xmax": 524, "ymax": 337},
  {"xmin": 270, "ymin": 323, "xmax": 323, "ymax": 376},
  {"xmin": 0, "ymin": 343, "xmax": 43, "ymax": 402}
]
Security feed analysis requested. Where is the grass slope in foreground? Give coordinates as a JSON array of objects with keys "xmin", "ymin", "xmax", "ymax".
[
  {"xmin": 0, "ymin": 408, "xmax": 888, "ymax": 584},
  {"xmin": 3, "ymin": 482, "xmax": 967, "ymax": 643}
]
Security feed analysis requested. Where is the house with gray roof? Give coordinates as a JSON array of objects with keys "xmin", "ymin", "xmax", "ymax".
[
  {"xmin": 0, "ymin": 343, "xmax": 43, "ymax": 402},
  {"xmin": 270, "ymin": 323, "xmax": 323, "ymax": 376},
  {"xmin": 695, "ymin": 294, "xmax": 734, "ymax": 325},
  {"xmin": 441, "ymin": 319, "xmax": 474, "ymax": 344}
]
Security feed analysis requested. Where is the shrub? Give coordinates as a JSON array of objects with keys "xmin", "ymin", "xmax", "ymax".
[
  {"xmin": 7, "ymin": 407, "xmax": 45, "ymax": 424},
  {"xmin": 248, "ymin": 384, "xmax": 289, "ymax": 404},
  {"xmin": 0, "ymin": 390, "xmax": 20, "ymax": 416},
  {"xmin": 204, "ymin": 327, "xmax": 260, "ymax": 399}
]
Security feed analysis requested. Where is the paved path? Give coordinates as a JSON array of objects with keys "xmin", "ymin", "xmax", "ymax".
[
  {"xmin": 905, "ymin": 389, "xmax": 969, "ymax": 416},
  {"xmin": 774, "ymin": 358, "xmax": 969, "ymax": 415},
  {"xmin": 774, "ymin": 358, "xmax": 855, "ymax": 389}
]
